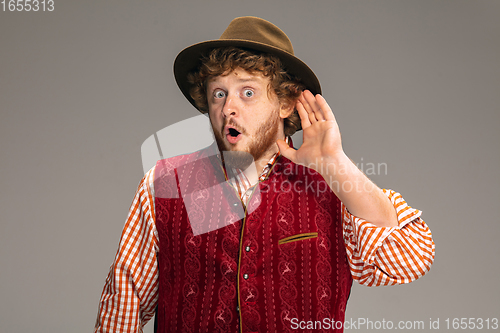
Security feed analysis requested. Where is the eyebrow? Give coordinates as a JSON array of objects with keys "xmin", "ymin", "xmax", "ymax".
[
  {"xmin": 208, "ymin": 76, "xmax": 264, "ymax": 85},
  {"xmin": 234, "ymin": 77, "xmax": 261, "ymax": 83}
]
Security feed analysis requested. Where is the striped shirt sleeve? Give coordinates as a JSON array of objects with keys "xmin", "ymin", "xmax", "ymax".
[
  {"xmin": 94, "ymin": 167, "xmax": 159, "ymax": 333},
  {"xmin": 342, "ymin": 189, "xmax": 435, "ymax": 286}
]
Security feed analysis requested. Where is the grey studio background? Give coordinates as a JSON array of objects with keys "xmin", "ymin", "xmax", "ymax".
[{"xmin": 1, "ymin": 1, "xmax": 499, "ymax": 332}]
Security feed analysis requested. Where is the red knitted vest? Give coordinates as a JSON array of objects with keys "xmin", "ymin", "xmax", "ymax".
[{"xmin": 154, "ymin": 148, "xmax": 352, "ymax": 333}]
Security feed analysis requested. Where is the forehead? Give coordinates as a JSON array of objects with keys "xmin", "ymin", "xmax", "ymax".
[{"xmin": 207, "ymin": 67, "xmax": 269, "ymax": 86}]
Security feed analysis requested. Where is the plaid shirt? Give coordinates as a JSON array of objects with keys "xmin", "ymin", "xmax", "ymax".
[{"xmin": 95, "ymin": 140, "xmax": 435, "ymax": 332}]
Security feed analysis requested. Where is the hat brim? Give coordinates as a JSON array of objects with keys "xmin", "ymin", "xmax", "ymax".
[{"xmin": 173, "ymin": 39, "xmax": 321, "ymax": 130}]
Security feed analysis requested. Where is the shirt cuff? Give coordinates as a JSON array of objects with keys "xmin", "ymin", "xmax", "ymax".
[{"xmin": 343, "ymin": 189, "xmax": 422, "ymax": 264}]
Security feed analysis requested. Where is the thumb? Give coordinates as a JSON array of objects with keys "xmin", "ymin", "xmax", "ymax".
[{"xmin": 276, "ymin": 139, "xmax": 296, "ymax": 162}]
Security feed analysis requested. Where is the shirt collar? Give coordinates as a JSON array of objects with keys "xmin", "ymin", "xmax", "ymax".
[{"xmin": 217, "ymin": 136, "xmax": 290, "ymax": 198}]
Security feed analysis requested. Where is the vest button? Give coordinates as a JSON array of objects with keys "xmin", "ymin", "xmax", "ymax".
[
  {"xmin": 236, "ymin": 306, "xmax": 239, "ymax": 312},
  {"xmin": 243, "ymin": 273, "xmax": 249, "ymax": 280},
  {"xmin": 245, "ymin": 246, "xmax": 251, "ymax": 252}
]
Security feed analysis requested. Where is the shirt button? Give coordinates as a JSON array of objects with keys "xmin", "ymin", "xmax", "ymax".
[
  {"xmin": 245, "ymin": 246, "xmax": 251, "ymax": 252},
  {"xmin": 233, "ymin": 202, "xmax": 238, "ymax": 207},
  {"xmin": 243, "ymin": 273, "xmax": 249, "ymax": 280}
]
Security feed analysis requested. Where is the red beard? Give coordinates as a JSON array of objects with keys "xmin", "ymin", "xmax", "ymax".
[{"xmin": 211, "ymin": 112, "xmax": 280, "ymax": 170}]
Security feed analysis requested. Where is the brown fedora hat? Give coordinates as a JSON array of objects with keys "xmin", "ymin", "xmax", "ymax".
[{"xmin": 173, "ymin": 16, "xmax": 321, "ymax": 117}]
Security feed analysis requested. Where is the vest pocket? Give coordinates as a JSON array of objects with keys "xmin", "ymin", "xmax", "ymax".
[{"xmin": 278, "ymin": 232, "xmax": 318, "ymax": 245}]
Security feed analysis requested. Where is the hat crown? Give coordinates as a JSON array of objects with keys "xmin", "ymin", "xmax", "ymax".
[{"xmin": 220, "ymin": 17, "xmax": 294, "ymax": 55}]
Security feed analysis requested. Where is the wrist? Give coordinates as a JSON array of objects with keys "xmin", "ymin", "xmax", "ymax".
[{"xmin": 319, "ymin": 151, "xmax": 354, "ymax": 181}]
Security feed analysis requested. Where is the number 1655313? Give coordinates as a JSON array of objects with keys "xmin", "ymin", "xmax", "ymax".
[{"xmin": 2, "ymin": 0, "xmax": 54, "ymax": 11}]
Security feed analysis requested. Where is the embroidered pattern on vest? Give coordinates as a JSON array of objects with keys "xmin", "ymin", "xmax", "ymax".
[{"xmin": 154, "ymin": 149, "xmax": 352, "ymax": 333}]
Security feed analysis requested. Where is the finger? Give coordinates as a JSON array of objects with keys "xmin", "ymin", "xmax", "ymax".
[
  {"xmin": 296, "ymin": 99, "xmax": 311, "ymax": 129},
  {"xmin": 300, "ymin": 91, "xmax": 319, "ymax": 123},
  {"xmin": 316, "ymin": 94, "xmax": 335, "ymax": 122},
  {"xmin": 276, "ymin": 139, "xmax": 296, "ymax": 162},
  {"xmin": 303, "ymin": 90, "xmax": 325, "ymax": 121}
]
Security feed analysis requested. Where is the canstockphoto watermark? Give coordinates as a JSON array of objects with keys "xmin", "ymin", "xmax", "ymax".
[
  {"xmin": 257, "ymin": 157, "xmax": 389, "ymax": 195},
  {"xmin": 277, "ymin": 157, "xmax": 388, "ymax": 178},
  {"xmin": 290, "ymin": 317, "xmax": 499, "ymax": 330},
  {"xmin": 261, "ymin": 176, "xmax": 381, "ymax": 195},
  {"xmin": 290, "ymin": 317, "xmax": 426, "ymax": 330},
  {"xmin": 356, "ymin": 157, "xmax": 388, "ymax": 176}
]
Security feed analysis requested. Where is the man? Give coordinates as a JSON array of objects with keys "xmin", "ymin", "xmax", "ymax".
[{"xmin": 95, "ymin": 17, "xmax": 434, "ymax": 333}]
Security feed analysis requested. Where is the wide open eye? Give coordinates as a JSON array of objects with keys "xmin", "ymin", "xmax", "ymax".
[
  {"xmin": 243, "ymin": 89, "xmax": 254, "ymax": 98},
  {"xmin": 214, "ymin": 90, "xmax": 226, "ymax": 99}
]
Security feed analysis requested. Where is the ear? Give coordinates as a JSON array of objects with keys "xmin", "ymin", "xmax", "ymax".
[{"xmin": 279, "ymin": 100, "xmax": 295, "ymax": 119}]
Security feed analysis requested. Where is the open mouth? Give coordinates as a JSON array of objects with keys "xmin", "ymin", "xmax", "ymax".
[
  {"xmin": 228, "ymin": 128, "xmax": 240, "ymax": 137},
  {"xmin": 225, "ymin": 126, "xmax": 242, "ymax": 144}
]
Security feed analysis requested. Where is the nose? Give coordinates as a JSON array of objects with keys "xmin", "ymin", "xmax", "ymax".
[{"xmin": 221, "ymin": 94, "xmax": 238, "ymax": 118}]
